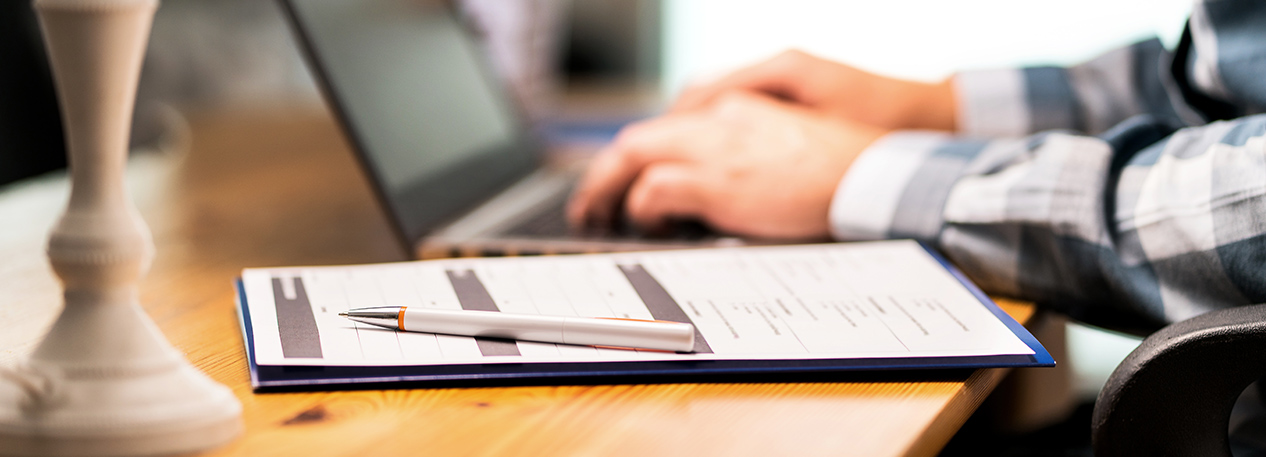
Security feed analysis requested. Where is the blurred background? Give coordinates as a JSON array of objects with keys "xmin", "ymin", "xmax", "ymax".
[
  {"xmin": 0, "ymin": 0, "xmax": 1194, "ymax": 452},
  {"xmin": 0, "ymin": 0, "xmax": 1195, "ymax": 183}
]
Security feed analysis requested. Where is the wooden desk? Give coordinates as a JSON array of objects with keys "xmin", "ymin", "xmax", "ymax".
[{"xmin": 0, "ymin": 108, "xmax": 1035, "ymax": 457}]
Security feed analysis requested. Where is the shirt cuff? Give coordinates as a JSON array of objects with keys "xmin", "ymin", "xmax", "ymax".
[
  {"xmin": 829, "ymin": 131, "xmax": 992, "ymax": 242},
  {"xmin": 956, "ymin": 66, "xmax": 1084, "ymax": 137},
  {"xmin": 953, "ymin": 68, "xmax": 1030, "ymax": 138}
]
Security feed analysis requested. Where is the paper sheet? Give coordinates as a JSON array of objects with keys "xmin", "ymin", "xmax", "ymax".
[{"xmin": 241, "ymin": 240, "xmax": 1035, "ymax": 367}]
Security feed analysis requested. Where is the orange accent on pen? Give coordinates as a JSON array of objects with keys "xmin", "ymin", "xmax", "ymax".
[{"xmin": 398, "ymin": 306, "xmax": 408, "ymax": 331}]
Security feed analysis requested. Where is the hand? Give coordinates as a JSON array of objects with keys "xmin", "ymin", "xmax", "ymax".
[
  {"xmin": 672, "ymin": 50, "xmax": 957, "ymax": 131},
  {"xmin": 567, "ymin": 91, "xmax": 887, "ymax": 240}
]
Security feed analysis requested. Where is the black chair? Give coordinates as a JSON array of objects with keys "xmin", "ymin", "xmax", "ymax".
[{"xmin": 1092, "ymin": 303, "xmax": 1266, "ymax": 456}]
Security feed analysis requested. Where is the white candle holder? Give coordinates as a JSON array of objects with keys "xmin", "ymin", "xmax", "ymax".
[{"xmin": 0, "ymin": 0, "xmax": 242, "ymax": 455}]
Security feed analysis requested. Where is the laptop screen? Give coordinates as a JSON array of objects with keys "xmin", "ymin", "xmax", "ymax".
[{"xmin": 281, "ymin": 0, "xmax": 540, "ymax": 248}]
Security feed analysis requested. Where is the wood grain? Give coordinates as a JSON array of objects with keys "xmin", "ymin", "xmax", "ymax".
[{"xmin": 0, "ymin": 107, "xmax": 1036, "ymax": 457}]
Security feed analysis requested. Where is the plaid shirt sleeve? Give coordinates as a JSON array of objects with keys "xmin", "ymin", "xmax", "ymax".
[
  {"xmin": 954, "ymin": 38, "xmax": 1194, "ymax": 138},
  {"xmin": 829, "ymin": 0, "xmax": 1266, "ymax": 330},
  {"xmin": 830, "ymin": 116, "xmax": 1266, "ymax": 331}
]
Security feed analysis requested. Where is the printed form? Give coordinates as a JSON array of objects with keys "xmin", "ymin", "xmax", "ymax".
[{"xmin": 241, "ymin": 240, "xmax": 1036, "ymax": 367}]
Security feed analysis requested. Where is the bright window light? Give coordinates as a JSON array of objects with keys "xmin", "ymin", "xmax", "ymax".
[{"xmin": 663, "ymin": 0, "xmax": 1192, "ymax": 98}]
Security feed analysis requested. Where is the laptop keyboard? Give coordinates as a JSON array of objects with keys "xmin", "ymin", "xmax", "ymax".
[
  {"xmin": 502, "ymin": 194, "xmax": 716, "ymax": 241},
  {"xmin": 504, "ymin": 196, "xmax": 572, "ymax": 238}
]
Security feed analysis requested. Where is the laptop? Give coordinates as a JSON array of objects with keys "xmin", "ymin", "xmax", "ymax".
[{"xmin": 279, "ymin": 0, "xmax": 741, "ymax": 259}]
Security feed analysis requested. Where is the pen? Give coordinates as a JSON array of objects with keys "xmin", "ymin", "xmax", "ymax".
[{"xmin": 339, "ymin": 306, "xmax": 696, "ymax": 353}]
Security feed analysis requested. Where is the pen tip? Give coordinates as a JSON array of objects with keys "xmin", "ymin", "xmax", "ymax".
[{"xmin": 338, "ymin": 312, "xmax": 348, "ymax": 317}]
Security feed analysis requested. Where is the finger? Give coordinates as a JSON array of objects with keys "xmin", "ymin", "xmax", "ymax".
[
  {"xmin": 567, "ymin": 115, "xmax": 712, "ymax": 230},
  {"xmin": 669, "ymin": 50, "xmax": 812, "ymax": 114},
  {"xmin": 566, "ymin": 149, "xmax": 625, "ymax": 230},
  {"xmin": 623, "ymin": 163, "xmax": 712, "ymax": 232}
]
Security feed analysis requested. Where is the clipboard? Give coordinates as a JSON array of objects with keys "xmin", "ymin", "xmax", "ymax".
[{"xmin": 234, "ymin": 241, "xmax": 1054, "ymax": 391}]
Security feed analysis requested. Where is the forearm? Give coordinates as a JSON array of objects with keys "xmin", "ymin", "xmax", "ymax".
[
  {"xmin": 839, "ymin": 70, "xmax": 957, "ymax": 132},
  {"xmin": 888, "ymin": 77, "xmax": 957, "ymax": 132}
]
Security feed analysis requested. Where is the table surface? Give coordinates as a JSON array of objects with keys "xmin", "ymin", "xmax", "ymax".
[{"xmin": 0, "ymin": 107, "xmax": 1035, "ymax": 457}]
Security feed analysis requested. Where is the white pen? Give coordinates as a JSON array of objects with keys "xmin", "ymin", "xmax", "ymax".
[{"xmin": 339, "ymin": 306, "xmax": 697, "ymax": 353}]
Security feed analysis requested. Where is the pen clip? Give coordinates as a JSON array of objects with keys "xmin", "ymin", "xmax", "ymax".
[{"xmin": 595, "ymin": 317, "xmax": 682, "ymax": 325}]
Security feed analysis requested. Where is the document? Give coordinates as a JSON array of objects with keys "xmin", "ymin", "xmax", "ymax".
[{"xmin": 240, "ymin": 240, "xmax": 1042, "ymax": 372}]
